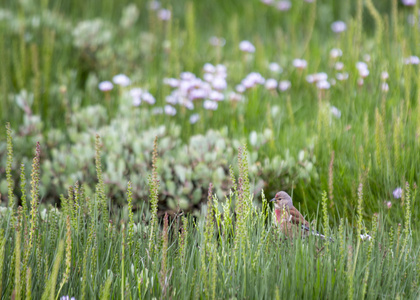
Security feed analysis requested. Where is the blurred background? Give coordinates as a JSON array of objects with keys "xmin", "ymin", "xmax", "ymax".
[{"xmin": 0, "ymin": 0, "xmax": 418, "ymax": 224}]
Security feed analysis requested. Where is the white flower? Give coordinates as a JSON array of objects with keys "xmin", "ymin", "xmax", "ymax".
[
  {"xmin": 393, "ymin": 187, "xmax": 402, "ymax": 199},
  {"xmin": 203, "ymin": 63, "xmax": 216, "ymax": 73},
  {"xmin": 357, "ymin": 78, "xmax": 364, "ymax": 86},
  {"xmin": 306, "ymin": 75, "xmax": 315, "ymax": 83},
  {"xmin": 112, "ymin": 74, "xmax": 131, "ymax": 86},
  {"xmin": 277, "ymin": 1, "xmax": 291, "ymax": 11},
  {"xmin": 180, "ymin": 72, "xmax": 196, "ymax": 81},
  {"xmin": 401, "ymin": 0, "xmax": 416, "ymax": 6},
  {"xmin": 330, "ymin": 106, "xmax": 341, "ymax": 118},
  {"xmin": 265, "ymin": 78, "xmax": 278, "ymax": 90},
  {"xmin": 189, "ymin": 89, "xmax": 207, "ymax": 100},
  {"xmin": 142, "ymin": 92, "xmax": 155, "ymax": 104},
  {"xmin": 229, "ymin": 92, "xmax": 244, "ymax": 102},
  {"xmin": 278, "ymin": 80, "xmax": 291, "ymax": 91},
  {"xmin": 189, "ymin": 113, "xmax": 200, "ymax": 124},
  {"xmin": 307, "ymin": 72, "xmax": 328, "ymax": 83},
  {"xmin": 363, "ymin": 54, "xmax": 371, "ymax": 62},
  {"xmin": 209, "ymin": 90, "xmax": 224, "ymax": 101},
  {"xmin": 330, "ymin": 48, "xmax": 343, "ymax": 59},
  {"xmin": 132, "ymin": 98, "xmax": 141, "ymax": 106},
  {"xmin": 203, "ymin": 100, "xmax": 218, "ymax": 110},
  {"xmin": 98, "ymin": 81, "xmax": 113, "ymax": 91},
  {"xmin": 149, "ymin": 1, "xmax": 161, "ymax": 10},
  {"xmin": 60, "ymin": 297, "xmax": 76, "ymax": 300},
  {"xmin": 164, "ymin": 105, "xmax": 176, "ymax": 116},
  {"xmin": 316, "ymin": 80, "xmax": 330, "ymax": 90},
  {"xmin": 242, "ymin": 78, "xmax": 255, "ymax": 89},
  {"xmin": 356, "ymin": 61, "xmax": 368, "ymax": 70},
  {"xmin": 158, "ymin": 9, "xmax": 171, "ymax": 21},
  {"xmin": 359, "ymin": 68, "xmax": 369, "ymax": 78},
  {"xmin": 381, "ymin": 82, "xmax": 389, "ymax": 92},
  {"xmin": 249, "ymin": 72, "xmax": 265, "ymax": 84},
  {"xmin": 293, "ymin": 58, "xmax": 307, "ymax": 69},
  {"xmin": 215, "ymin": 64, "xmax": 227, "ymax": 75},
  {"xmin": 404, "ymin": 55, "xmax": 420, "ymax": 64},
  {"xmin": 249, "ymin": 131, "xmax": 258, "ymax": 146},
  {"xmin": 260, "ymin": 0, "xmax": 275, "ymax": 4},
  {"xmin": 356, "ymin": 62, "xmax": 369, "ymax": 78},
  {"xmin": 212, "ymin": 77, "xmax": 227, "ymax": 90},
  {"xmin": 381, "ymin": 71, "xmax": 389, "ymax": 81},
  {"xmin": 163, "ymin": 78, "xmax": 179, "ymax": 87},
  {"xmin": 336, "ymin": 72, "xmax": 349, "ymax": 81},
  {"xmin": 129, "ymin": 88, "xmax": 142, "ymax": 98},
  {"xmin": 184, "ymin": 100, "xmax": 194, "ymax": 110},
  {"xmin": 360, "ymin": 234, "xmax": 372, "ymax": 241},
  {"xmin": 241, "ymin": 72, "xmax": 265, "ymax": 89},
  {"xmin": 203, "ymin": 73, "xmax": 214, "ymax": 82},
  {"xmin": 334, "ymin": 62, "xmax": 344, "ymax": 71},
  {"xmin": 316, "ymin": 73, "xmax": 328, "ymax": 82},
  {"xmin": 331, "ymin": 21, "xmax": 347, "ymax": 33},
  {"xmin": 268, "ymin": 62, "xmax": 283, "ymax": 73},
  {"xmin": 130, "ymin": 88, "xmax": 142, "ymax": 106},
  {"xmin": 236, "ymin": 84, "xmax": 246, "ymax": 93},
  {"xmin": 166, "ymin": 94, "xmax": 178, "ymax": 105},
  {"xmin": 239, "ymin": 40, "xmax": 256, "ymax": 53}
]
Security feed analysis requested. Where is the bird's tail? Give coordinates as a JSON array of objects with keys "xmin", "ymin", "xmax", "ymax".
[
  {"xmin": 301, "ymin": 224, "xmax": 334, "ymax": 242},
  {"xmin": 311, "ymin": 230, "xmax": 334, "ymax": 242}
]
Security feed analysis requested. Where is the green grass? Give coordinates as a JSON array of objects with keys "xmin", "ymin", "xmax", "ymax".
[{"xmin": 0, "ymin": 138, "xmax": 418, "ymax": 299}]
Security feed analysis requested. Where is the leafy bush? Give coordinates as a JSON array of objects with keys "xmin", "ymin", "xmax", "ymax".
[{"xmin": 0, "ymin": 106, "xmax": 317, "ymax": 213}]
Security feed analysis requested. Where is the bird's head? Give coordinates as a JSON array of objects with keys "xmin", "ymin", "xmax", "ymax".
[{"xmin": 270, "ymin": 191, "xmax": 293, "ymax": 209}]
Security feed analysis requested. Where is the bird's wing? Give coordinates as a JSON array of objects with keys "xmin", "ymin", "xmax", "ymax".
[{"xmin": 288, "ymin": 206, "xmax": 310, "ymax": 230}]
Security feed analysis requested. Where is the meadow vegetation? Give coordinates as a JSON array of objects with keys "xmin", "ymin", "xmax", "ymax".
[{"xmin": 0, "ymin": 0, "xmax": 419, "ymax": 298}]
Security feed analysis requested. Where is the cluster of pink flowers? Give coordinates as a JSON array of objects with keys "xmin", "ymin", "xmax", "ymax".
[
  {"xmin": 149, "ymin": 1, "xmax": 171, "ymax": 21},
  {"xmin": 356, "ymin": 60, "xmax": 370, "ymax": 86},
  {"xmin": 238, "ymin": 72, "xmax": 265, "ymax": 91},
  {"xmin": 97, "ymin": 35, "xmax": 403, "ymax": 125},
  {"xmin": 307, "ymin": 72, "xmax": 332, "ymax": 90},
  {"xmin": 236, "ymin": 71, "xmax": 292, "ymax": 93},
  {"xmin": 98, "ymin": 74, "xmax": 156, "ymax": 107},
  {"xmin": 163, "ymin": 63, "xmax": 231, "ymax": 115},
  {"xmin": 404, "ymin": 55, "xmax": 420, "ymax": 65},
  {"xmin": 329, "ymin": 48, "xmax": 348, "ymax": 82},
  {"xmin": 129, "ymin": 88, "xmax": 156, "ymax": 106}
]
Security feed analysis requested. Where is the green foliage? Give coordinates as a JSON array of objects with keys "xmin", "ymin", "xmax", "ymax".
[
  {"xmin": 0, "ymin": 0, "xmax": 419, "ymax": 223},
  {"xmin": 1, "ymin": 105, "xmax": 316, "ymax": 214},
  {"xmin": 0, "ymin": 138, "xmax": 418, "ymax": 299},
  {"xmin": 0, "ymin": 0, "xmax": 420, "ymax": 297}
]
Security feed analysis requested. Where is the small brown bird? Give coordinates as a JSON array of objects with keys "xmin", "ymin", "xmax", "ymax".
[{"xmin": 271, "ymin": 191, "xmax": 326, "ymax": 239}]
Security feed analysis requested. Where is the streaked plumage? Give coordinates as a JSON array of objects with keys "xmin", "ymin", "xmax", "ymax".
[{"xmin": 271, "ymin": 191, "xmax": 326, "ymax": 239}]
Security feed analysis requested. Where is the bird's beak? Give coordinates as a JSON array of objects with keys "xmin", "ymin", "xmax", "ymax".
[{"xmin": 270, "ymin": 198, "xmax": 276, "ymax": 202}]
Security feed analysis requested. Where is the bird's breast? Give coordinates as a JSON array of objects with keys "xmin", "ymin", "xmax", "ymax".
[{"xmin": 274, "ymin": 209, "xmax": 283, "ymax": 223}]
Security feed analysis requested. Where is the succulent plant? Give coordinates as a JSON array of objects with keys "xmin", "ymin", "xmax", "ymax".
[{"xmin": 1, "ymin": 105, "xmax": 317, "ymax": 215}]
